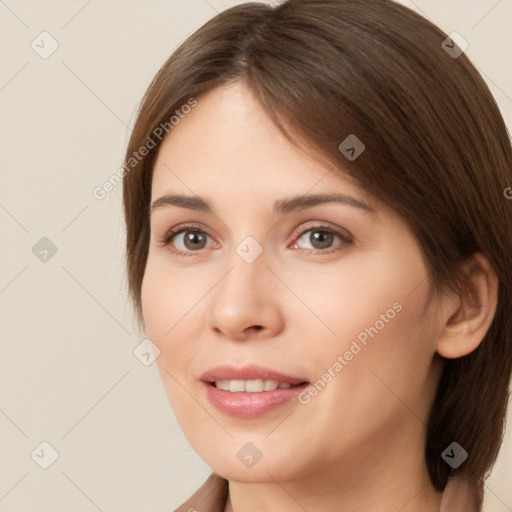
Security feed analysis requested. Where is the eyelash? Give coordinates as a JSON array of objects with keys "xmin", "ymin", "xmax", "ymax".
[{"xmin": 156, "ymin": 222, "xmax": 352, "ymax": 257}]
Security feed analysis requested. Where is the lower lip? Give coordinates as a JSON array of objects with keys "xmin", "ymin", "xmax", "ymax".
[{"xmin": 202, "ymin": 382, "xmax": 309, "ymax": 418}]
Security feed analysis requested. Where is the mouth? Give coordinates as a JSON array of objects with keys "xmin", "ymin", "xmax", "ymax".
[
  {"xmin": 201, "ymin": 363, "xmax": 309, "ymax": 389},
  {"xmin": 209, "ymin": 379, "xmax": 307, "ymax": 393},
  {"xmin": 200, "ymin": 364, "xmax": 310, "ymax": 418}
]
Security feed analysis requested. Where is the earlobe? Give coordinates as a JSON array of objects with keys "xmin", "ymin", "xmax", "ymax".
[{"xmin": 435, "ymin": 253, "xmax": 498, "ymax": 359}]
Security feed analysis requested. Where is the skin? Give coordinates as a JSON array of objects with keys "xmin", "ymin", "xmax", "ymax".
[{"xmin": 141, "ymin": 81, "xmax": 497, "ymax": 512}]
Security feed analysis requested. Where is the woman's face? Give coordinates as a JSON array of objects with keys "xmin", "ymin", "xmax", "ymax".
[{"xmin": 141, "ymin": 81, "xmax": 445, "ymax": 484}]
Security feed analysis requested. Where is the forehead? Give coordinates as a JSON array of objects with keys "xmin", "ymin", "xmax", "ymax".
[{"xmin": 151, "ymin": 82, "xmax": 378, "ymax": 211}]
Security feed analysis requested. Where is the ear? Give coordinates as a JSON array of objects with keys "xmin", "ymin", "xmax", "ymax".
[{"xmin": 436, "ymin": 253, "xmax": 498, "ymax": 359}]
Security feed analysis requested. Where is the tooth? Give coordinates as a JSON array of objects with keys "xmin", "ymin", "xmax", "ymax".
[
  {"xmin": 245, "ymin": 379, "xmax": 264, "ymax": 392},
  {"xmin": 213, "ymin": 379, "xmax": 296, "ymax": 392},
  {"xmin": 264, "ymin": 380, "xmax": 279, "ymax": 391},
  {"xmin": 215, "ymin": 380, "xmax": 229, "ymax": 390},
  {"xmin": 229, "ymin": 379, "xmax": 245, "ymax": 392}
]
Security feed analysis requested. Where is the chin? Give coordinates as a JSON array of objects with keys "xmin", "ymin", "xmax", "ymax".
[{"xmin": 203, "ymin": 448, "xmax": 308, "ymax": 484}]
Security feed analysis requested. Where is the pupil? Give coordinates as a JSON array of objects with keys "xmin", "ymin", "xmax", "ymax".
[
  {"xmin": 312, "ymin": 231, "xmax": 333, "ymax": 249},
  {"xmin": 185, "ymin": 231, "xmax": 206, "ymax": 250}
]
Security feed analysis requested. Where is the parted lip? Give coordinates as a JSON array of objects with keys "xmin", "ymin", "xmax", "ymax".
[{"xmin": 201, "ymin": 364, "xmax": 308, "ymax": 385}]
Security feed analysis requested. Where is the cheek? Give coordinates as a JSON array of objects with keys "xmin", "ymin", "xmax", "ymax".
[
  {"xmin": 140, "ymin": 256, "xmax": 213, "ymax": 375},
  {"xmin": 287, "ymin": 283, "xmax": 437, "ymax": 467},
  {"xmin": 284, "ymin": 249, "xmax": 430, "ymax": 350},
  {"xmin": 140, "ymin": 264, "xmax": 203, "ymax": 424},
  {"xmin": 290, "ymin": 247, "xmax": 436, "ymax": 404},
  {"xmin": 141, "ymin": 253, "xmax": 199, "ymax": 337},
  {"xmin": 140, "ymin": 263, "xmax": 170, "ymax": 342},
  {"xmin": 315, "ymin": 279, "xmax": 436, "ymax": 436}
]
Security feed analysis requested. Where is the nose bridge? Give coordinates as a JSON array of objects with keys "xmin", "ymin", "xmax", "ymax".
[
  {"xmin": 206, "ymin": 232, "xmax": 282, "ymax": 338},
  {"xmin": 220, "ymin": 236, "xmax": 269, "ymax": 300},
  {"xmin": 220, "ymin": 213, "xmax": 270, "ymax": 287}
]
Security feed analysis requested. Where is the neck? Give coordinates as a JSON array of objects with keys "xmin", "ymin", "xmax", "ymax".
[
  {"xmin": 224, "ymin": 422, "xmax": 443, "ymax": 512},
  {"xmin": 225, "ymin": 468, "xmax": 442, "ymax": 512}
]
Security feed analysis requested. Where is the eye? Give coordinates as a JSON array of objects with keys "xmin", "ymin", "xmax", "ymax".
[
  {"xmin": 157, "ymin": 223, "xmax": 216, "ymax": 256},
  {"xmin": 157, "ymin": 221, "xmax": 352, "ymax": 256},
  {"xmin": 290, "ymin": 222, "xmax": 352, "ymax": 254}
]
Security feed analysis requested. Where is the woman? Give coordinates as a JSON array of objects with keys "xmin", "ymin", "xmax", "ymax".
[{"xmin": 122, "ymin": 0, "xmax": 512, "ymax": 510}]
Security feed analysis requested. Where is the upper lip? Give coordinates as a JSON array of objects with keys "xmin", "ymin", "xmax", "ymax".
[{"xmin": 201, "ymin": 364, "xmax": 308, "ymax": 385}]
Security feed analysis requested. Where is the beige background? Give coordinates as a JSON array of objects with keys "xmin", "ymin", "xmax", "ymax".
[{"xmin": 1, "ymin": 0, "xmax": 511, "ymax": 510}]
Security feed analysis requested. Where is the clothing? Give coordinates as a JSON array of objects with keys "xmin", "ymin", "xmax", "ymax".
[
  {"xmin": 173, "ymin": 473, "xmax": 228, "ymax": 512},
  {"xmin": 173, "ymin": 472, "xmax": 481, "ymax": 512}
]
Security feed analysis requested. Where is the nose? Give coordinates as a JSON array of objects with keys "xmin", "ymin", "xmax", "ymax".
[{"xmin": 205, "ymin": 247, "xmax": 284, "ymax": 342}]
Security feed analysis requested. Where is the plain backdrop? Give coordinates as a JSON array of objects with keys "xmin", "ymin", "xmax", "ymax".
[{"xmin": 1, "ymin": 1, "xmax": 511, "ymax": 511}]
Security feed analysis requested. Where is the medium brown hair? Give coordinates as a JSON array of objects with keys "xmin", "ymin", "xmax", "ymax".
[{"xmin": 122, "ymin": 0, "xmax": 512, "ymax": 504}]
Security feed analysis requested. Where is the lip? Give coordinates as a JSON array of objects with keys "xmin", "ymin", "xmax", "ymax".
[
  {"xmin": 201, "ymin": 364, "xmax": 309, "ymax": 418},
  {"xmin": 201, "ymin": 364, "xmax": 308, "ymax": 385}
]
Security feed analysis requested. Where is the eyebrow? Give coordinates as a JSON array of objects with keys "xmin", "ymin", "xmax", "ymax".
[{"xmin": 150, "ymin": 192, "xmax": 377, "ymax": 216}]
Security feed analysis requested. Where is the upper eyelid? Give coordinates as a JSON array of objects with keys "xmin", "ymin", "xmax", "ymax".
[
  {"xmin": 162, "ymin": 220, "xmax": 345, "ymax": 235},
  {"xmin": 293, "ymin": 221, "xmax": 351, "ymax": 237},
  {"xmin": 160, "ymin": 221, "xmax": 351, "ymax": 246}
]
